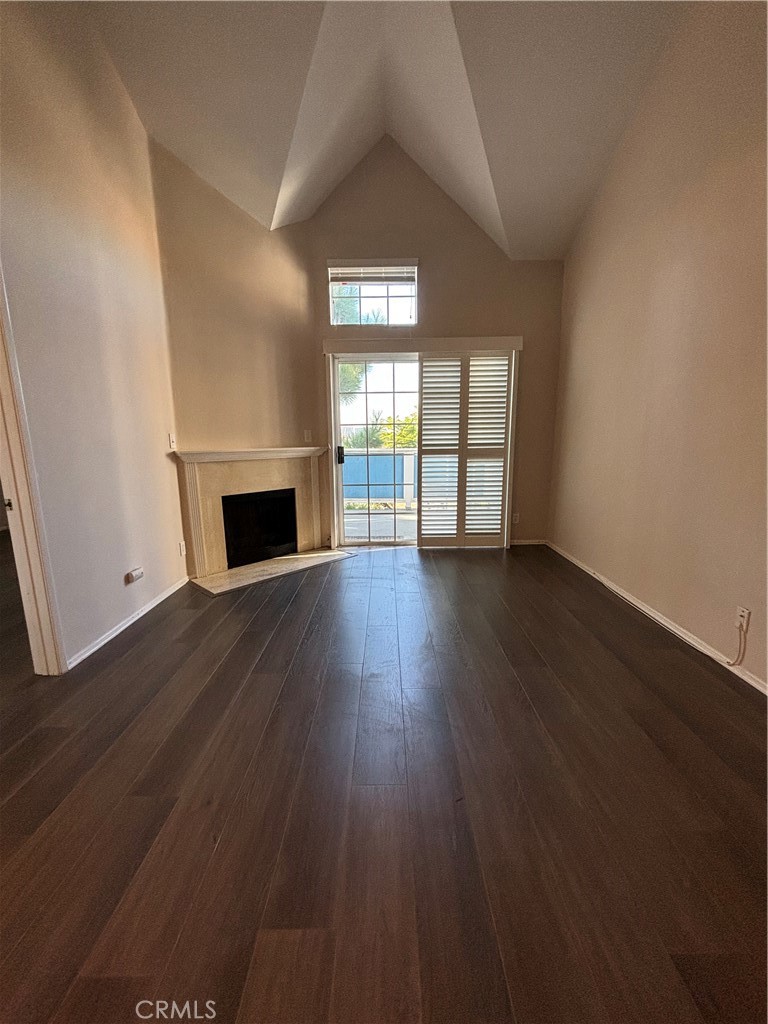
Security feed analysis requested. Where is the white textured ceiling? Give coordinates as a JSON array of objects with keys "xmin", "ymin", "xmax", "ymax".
[{"xmin": 91, "ymin": 1, "xmax": 686, "ymax": 258}]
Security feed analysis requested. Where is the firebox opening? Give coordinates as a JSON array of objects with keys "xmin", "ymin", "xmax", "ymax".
[{"xmin": 221, "ymin": 488, "xmax": 298, "ymax": 568}]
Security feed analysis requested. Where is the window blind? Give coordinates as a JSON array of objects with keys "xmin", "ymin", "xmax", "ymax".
[{"xmin": 328, "ymin": 265, "xmax": 417, "ymax": 285}]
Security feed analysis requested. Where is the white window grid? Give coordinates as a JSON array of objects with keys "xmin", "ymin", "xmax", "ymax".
[{"xmin": 329, "ymin": 279, "xmax": 418, "ymax": 326}]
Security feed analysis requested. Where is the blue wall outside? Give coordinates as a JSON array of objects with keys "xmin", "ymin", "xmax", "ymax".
[{"xmin": 343, "ymin": 454, "xmax": 418, "ymax": 499}]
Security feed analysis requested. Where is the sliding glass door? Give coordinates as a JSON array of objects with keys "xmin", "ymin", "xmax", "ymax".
[{"xmin": 332, "ymin": 351, "xmax": 514, "ymax": 548}]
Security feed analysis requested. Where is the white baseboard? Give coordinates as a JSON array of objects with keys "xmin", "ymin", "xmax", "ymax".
[
  {"xmin": 66, "ymin": 576, "xmax": 189, "ymax": 670},
  {"xmin": 546, "ymin": 542, "xmax": 767, "ymax": 696},
  {"xmin": 508, "ymin": 539, "xmax": 548, "ymax": 546}
]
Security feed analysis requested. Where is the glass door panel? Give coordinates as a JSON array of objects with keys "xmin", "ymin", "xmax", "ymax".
[{"xmin": 335, "ymin": 356, "xmax": 419, "ymax": 546}]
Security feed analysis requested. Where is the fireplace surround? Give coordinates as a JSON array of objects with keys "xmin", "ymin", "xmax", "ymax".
[{"xmin": 174, "ymin": 447, "xmax": 325, "ymax": 580}]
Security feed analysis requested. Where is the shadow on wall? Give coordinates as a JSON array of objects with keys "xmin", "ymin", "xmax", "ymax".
[{"xmin": 150, "ymin": 140, "xmax": 316, "ymax": 453}]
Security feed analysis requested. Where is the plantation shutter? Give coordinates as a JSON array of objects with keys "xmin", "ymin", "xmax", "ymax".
[
  {"xmin": 465, "ymin": 355, "xmax": 510, "ymax": 538},
  {"xmin": 418, "ymin": 353, "xmax": 512, "ymax": 546},
  {"xmin": 419, "ymin": 358, "xmax": 462, "ymax": 540}
]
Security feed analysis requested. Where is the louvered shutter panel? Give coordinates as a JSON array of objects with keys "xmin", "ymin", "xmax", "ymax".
[
  {"xmin": 467, "ymin": 356, "xmax": 509, "ymax": 448},
  {"xmin": 465, "ymin": 459, "xmax": 505, "ymax": 535},
  {"xmin": 465, "ymin": 355, "xmax": 509, "ymax": 538},
  {"xmin": 418, "ymin": 353, "xmax": 512, "ymax": 547},
  {"xmin": 420, "ymin": 455, "xmax": 459, "ymax": 538},
  {"xmin": 420, "ymin": 358, "xmax": 461, "ymax": 450},
  {"xmin": 419, "ymin": 357, "xmax": 461, "ymax": 540}
]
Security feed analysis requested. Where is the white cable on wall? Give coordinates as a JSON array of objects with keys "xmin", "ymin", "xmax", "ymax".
[{"xmin": 726, "ymin": 623, "xmax": 747, "ymax": 667}]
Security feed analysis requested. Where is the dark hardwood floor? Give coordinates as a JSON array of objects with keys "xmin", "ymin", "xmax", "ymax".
[{"xmin": 1, "ymin": 534, "xmax": 765, "ymax": 1024}]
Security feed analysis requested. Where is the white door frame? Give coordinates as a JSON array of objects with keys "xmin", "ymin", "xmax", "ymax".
[
  {"xmin": 326, "ymin": 354, "xmax": 341, "ymax": 549},
  {"xmin": 505, "ymin": 349, "xmax": 521, "ymax": 545},
  {"xmin": 0, "ymin": 264, "xmax": 67, "ymax": 675}
]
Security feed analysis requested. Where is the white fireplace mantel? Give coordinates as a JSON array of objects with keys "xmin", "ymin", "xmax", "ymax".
[{"xmin": 175, "ymin": 446, "xmax": 326, "ymax": 464}]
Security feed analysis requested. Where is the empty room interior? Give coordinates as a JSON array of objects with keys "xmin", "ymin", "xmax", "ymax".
[{"xmin": 0, "ymin": 2, "xmax": 766, "ymax": 1023}]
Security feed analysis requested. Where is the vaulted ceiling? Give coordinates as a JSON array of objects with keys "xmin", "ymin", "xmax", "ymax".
[{"xmin": 91, "ymin": 2, "xmax": 686, "ymax": 259}]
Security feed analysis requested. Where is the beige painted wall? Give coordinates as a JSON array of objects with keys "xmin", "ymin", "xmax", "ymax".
[
  {"xmin": 157, "ymin": 134, "xmax": 562, "ymax": 541},
  {"xmin": 0, "ymin": 4, "xmax": 185, "ymax": 664},
  {"xmin": 549, "ymin": 4, "xmax": 766, "ymax": 680},
  {"xmin": 150, "ymin": 142, "xmax": 318, "ymax": 451}
]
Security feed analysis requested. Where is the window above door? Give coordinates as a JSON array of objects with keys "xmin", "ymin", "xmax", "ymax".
[{"xmin": 328, "ymin": 260, "xmax": 418, "ymax": 327}]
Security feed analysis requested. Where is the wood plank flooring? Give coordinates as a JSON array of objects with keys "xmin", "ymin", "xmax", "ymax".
[{"xmin": 1, "ymin": 532, "xmax": 765, "ymax": 1024}]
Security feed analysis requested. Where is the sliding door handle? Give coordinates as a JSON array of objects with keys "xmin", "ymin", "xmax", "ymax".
[{"xmin": 336, "ymin": 445, "xmax": 345, "ymax": 465}]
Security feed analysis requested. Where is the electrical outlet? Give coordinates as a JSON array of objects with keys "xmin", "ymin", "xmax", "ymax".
[
  {"xmin": 168, "ymin": 432, "xmax": 177, "ymax": 451},
  {"xmin": 512, "ymin": 512, "xmax": 520, "ymax": 525},
  {"xmin": 125, "ymin": 567, "xmax": 144, "ymax": 585},
  {"xmin": 735, "ymin": 606, "xmax": 751, "ymax": 631},
  {"xmin": 304, "ymin": 429, "xmax": 312, "ymax": 442},
  {"xmin": 179, "ymin": 541, "xmax": 186, "ymax": 557}
]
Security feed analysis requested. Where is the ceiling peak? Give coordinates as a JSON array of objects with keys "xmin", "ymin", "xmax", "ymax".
[{"xmin": 92, "ymin": 1, "xmax": 683, "ymax": 259}]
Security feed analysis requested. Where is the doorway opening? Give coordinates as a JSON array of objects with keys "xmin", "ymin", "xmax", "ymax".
[
  {"xmin": 0, "ymin": 475, "xmax": 35, "ymax": 684},
  {"xmin": 0, "ymin": 276, "xmax": 66, "ymax": 676}
]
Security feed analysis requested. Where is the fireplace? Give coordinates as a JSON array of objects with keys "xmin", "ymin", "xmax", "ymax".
[
  {"xmin": 221, "ymin": 488, "xmax": 298, "ymax": 568},
  {"xmin": 175, "ymin": 447, "xmax": 324, "ymax": 579}
]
